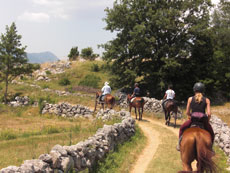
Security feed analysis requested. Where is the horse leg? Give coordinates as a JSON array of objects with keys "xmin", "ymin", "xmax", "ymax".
[
  {"xmin": 168, "ymin": 112, "xmax": 171, "ymax": 126},
  {"xmin": 138, "ymin": 108, "xmax": 141, "ymax": 120},
  {"xmin": 135, "ymin": 107, "xmax": 137, "ymax": 120},
  {"xmin": 164, "ymin": 111, "xmax": 168, "ymax": 125},
  {"xmin": 174, "ymin": 112, "xmax": 177, "ymax": 128},
  {"xmin": 141, "ymin": 106, "xmax": 143, "ymax": 120},
  {"xmin": 94, "ymin": 100, "xmax": 97, "ymax": 112},
  {"xmin": 102, "ymin": 103, "xmax": 104, "ymax": 111}
]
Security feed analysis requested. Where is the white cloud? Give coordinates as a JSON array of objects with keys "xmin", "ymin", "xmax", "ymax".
[
  {"xmin": 30, "ymin": 0, "xmax": 113, "ymax": 20},
  {"xmin": 18, "ymin": 12, "xmax": 50, "ymax": 23}
]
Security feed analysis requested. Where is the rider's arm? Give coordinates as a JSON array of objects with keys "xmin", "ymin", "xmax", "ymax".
[
  {"xmin": 186, "ymin": 97, "xmax": 192, "ymax": 119},
  {"xmin": 101, "ymin": 86, "xmax": 104, "ymax": 92},
  {"xmin": 163, "ymin": 93, "xmax": 167, "ymax": 99},
  {"xmin": 206, "ymin": 98, "xmax": 211, "ymax": 121}
]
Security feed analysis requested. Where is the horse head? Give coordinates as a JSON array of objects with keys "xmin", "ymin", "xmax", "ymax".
[
  {"xmin": 95, "ymin": 91, "xmax": 102, "ymax": 99},
  {"xmin": 127, "ymin": 94, "xmax": 131, "ymax": 103}
]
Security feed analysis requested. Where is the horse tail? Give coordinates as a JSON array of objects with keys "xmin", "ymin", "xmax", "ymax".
[{"xmin": 196, "ymin": 135, "xmax": 217, "ymax": 173}]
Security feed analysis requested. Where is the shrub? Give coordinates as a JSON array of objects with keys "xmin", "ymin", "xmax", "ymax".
[
  {"xmin": 78, "ymin": 74, "xmax": 101, "ymax": 88},
  {"xmin": 45, "ymin": 70, "xmax": 51, "ymax": 75},
  {"xmin": 91, "ymin": 63, "xmax": 100, "ymax": 72},
  {"xmin": 59, "ymin": 77, "xmax": 71, "ymax": 86},
  {"xmin": 38, "ymin": 96, "xmax": 55, "ymax": 114},
  {"xmin": 42, "ymin": 84, "xmax": 49, "ymax": 89}
]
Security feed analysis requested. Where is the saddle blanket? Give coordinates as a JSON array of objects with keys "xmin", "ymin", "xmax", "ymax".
[{"xmin": 131, "ymin": 97, "xmax": 135, "ymax": 103}]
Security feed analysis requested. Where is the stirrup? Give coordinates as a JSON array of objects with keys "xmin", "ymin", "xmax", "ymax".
[{"xmin": 176, "ymin": 136, "xmax": 183, "ymax": 151}]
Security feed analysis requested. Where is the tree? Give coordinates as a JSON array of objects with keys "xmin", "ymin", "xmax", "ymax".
[
  {"xmin": 211, "ymin": 0, "xmax": 230, "ymax": 99},
  {"xmin": 81, "ymin": 47, "xmax": 98, "ymax": 61},
  {"xmin": 68, "ymin": 46, "xmax": 79, "ymax": 61},
  {"xmin": 102, "ymin": 0, "xmax": 213, "ymax": 100},
  {"xmin": 0, "ymin": 22, "xmax": 36, "ymax": 103}
]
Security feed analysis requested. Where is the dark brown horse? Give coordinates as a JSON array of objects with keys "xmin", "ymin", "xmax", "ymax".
[
  {"xmin": 163, "ymin": 99, "xmax": 178, "ymax": 127},
  {"xmin": 127, "ymin": 94, "xmax": 145, "ymax": 120},
  {"xmin": 179, "ymin": 127, "xmax": 216, "ymax": 173},
  {"xmin": 94, "ymin": 91, "xmax": 115, "ymax": 112}
]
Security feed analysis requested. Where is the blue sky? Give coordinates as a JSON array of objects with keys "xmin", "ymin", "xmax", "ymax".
[{"xmin": 0, "ymin": 0, "xmax": 220, "ymax": 59}]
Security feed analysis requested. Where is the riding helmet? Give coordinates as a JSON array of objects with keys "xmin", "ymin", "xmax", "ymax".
[{"xmin": 193, "ymin": 82, "xmax": 205, "ymax": 93}]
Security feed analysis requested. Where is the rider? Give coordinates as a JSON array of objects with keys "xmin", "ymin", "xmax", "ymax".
[
  {"xmin": 131, "ymin": 83, "xmax": 140, "ymax": 102},
  {"xmin": 176, "ymin": 82, "xmax": 215, "ymax": 151},
  {"xmin": 99, "ymin": 81, "xmax": 111, "ymax": 102},
  {"xmin": 162, "ymin": 84, "xmax": 176, "ymax": 112}
]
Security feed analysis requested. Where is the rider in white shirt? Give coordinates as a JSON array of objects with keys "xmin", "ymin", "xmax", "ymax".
[
  {"xmin": 162, "ymin": 85, "xmax": 176, "ymax": 111},
  {"xmin": 100, "ymin": 81, "xmax": 111, "ymax": 101}
]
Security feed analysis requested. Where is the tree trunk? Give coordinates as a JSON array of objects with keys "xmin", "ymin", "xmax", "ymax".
[{"xmin": 4, "ymin": 74, "xmax": 8, "ymax": 104}]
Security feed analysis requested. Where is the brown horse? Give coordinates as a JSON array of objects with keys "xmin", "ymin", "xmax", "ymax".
[
  {"xmin": 94, "ymin": 91, "xmax": 115, "ymax": 112},
  {"xmin": 179, "ymin": 127, "xmax": 216, "ymax": 173},
  {"xmin": 163, "ymin": 99, "xmax": 178, "ymax": 127},
  {"xmin": 127, "ymin": 94, "xmax": 145, "ymax": 120}
]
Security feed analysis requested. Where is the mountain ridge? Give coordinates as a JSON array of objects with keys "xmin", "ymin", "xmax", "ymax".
[{"xmin": 27, "ymin": 51, "xmax": 59, "ymax": 64}]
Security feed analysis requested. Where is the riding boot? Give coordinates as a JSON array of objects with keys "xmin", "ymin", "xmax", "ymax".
[{"xmin": 176, "ymin": 135, "xmax": 183, "ymax": 151}]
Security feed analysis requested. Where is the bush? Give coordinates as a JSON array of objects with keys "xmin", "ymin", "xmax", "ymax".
[
  {"xmin": 78, "ymin": 74, "xmax": 101, "ymax": 88},
  {"xmin": 45, "ymin": 70, "xmax": 51, "ymax": 75},
  {"xmin": 38, "ymin": 96, "xmax": 55, "ymax": 114},
  {"xmin": 91, "ymin": 63, "xmax": 100, "ymax": 72},
  {"xmin": 59, "ymin": 77, "xmax": 71, "ymax": 86}
]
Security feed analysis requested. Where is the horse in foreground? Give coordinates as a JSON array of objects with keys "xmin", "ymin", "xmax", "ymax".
[
  {"xmin": 94, "ymin": 91, "xmax": 115, "ymax": 112},
  {"xmin": 127, "ymin": 94, "xmax": 145, "ymax": 120},
  {"xmin": 163, "ymin": 99, "xmax": 178, "ymax": 127},
  {"xmin": 178, "ymin": 127, "xmax": 216, "ymax": 173}
]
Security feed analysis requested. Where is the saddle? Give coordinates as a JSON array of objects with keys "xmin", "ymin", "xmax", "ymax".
[{"xmin": 190, "ymin": 115, "xmax": 208, "ymax": 129}]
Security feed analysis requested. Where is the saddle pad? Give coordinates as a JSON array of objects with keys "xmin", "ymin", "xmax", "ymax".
[
  {"xmin": 131, "ymin": 97, "xmax": 135, "ymax": 103},
  {"xmin": 191, "ymin": 112, "xmax": 207, "ymax": 119}
]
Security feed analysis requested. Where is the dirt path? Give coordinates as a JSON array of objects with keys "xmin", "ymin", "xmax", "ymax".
[
  {"xmin": 130, "ymin": 120, "xmax": 160, "ymax": 173},
  {"xmin": 130, "ymin": 116, "xmax": 196, "ymax": 173}
]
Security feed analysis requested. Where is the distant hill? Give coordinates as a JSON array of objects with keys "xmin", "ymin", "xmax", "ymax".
[{"xmin": 27, "ymin": 51, "xmax": 60, "ymax": 64}]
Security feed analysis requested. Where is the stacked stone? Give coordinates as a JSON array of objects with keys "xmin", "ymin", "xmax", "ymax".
[
  {"xmin": 96, "ymin": 109, "xmax": 130, "ymax": 121},
  {"xmin": 9, "ymin": 96, "xmax": 30, "ymax": 107},
  {"xmin": 34, "ymin": 61, "xmax": 71, "ymax": 81},
  {"xmin": 42, "ymin": 102, "xmax": 93, "ymax": 119},
  {"xmin": 142, "ymin": 97, "xmax": 163, "ymax": 113},
  {"xmin": 0, "ymin": 111, "xmax": 135, "ymax": 173},
  {"xmin": 210, "ymin": 115, "xmax": 230, "ymax": 165}
]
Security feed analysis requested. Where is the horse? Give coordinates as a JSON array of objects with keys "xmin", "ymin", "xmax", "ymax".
[
  {"xmin": 178, "ymin": 127, "xmax": 216, "ymax": 173},
  {"xmin": 94, "ymin": 91, "xmax": 115, "ymax": 112},
  {"xmin": 127, "ymin": 94, "xmax": 145, "ymax": 120},
  {"xmin": 162, "ymin": 99, "xmax": 178, "ymax": 127}
]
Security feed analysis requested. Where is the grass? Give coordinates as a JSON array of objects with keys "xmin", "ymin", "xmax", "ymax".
[
  {"xmin": 91, "ymin": 125, "xmax": 146, "ymax": 173},
  {"xmin": 212, "ymin": 102, "xmax": 230, "ymax": 126},
  {"xmin": 145, "ymin": 123, "xmax": 182, "ymax": 173},
  {"xmin": 0, "ymin": 102, "xmax": 121, "ymax": 169}
]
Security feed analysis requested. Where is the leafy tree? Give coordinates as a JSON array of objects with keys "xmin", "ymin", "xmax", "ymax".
[
  {"xmin": 81, "ymin": 47, "xmax": 98, "ymax": 61},
  {"xmin": 102, "ymin": 0, "xmax": 213, "ymax": 100},
  {"xmin": 211, "ymin": 0, "xmax": 230, "ymax": 99},
  {"xmin": 68, "ymin": 46, "xmax": 79, "ymax": 61},
  {"xmin": 0, "ymin": 22, "xmax": 36, "ymax": 103}
]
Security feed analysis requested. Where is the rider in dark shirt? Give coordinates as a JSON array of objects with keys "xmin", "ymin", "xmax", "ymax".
[
  {"xmin": 132, "ymin": 83, "xmax": 140, "ymax": 98},
  {"xmin": 176, "ymin": 82, "xmax": 214, "ymax": 151}
]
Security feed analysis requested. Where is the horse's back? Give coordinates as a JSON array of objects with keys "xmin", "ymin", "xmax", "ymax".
[
  {"xmin": 181, "ymin": 127, "xmax": 212, "ymax": 162},
  {"xmin": 180, "ymin": 127, "xmax": 215, "ymax": 172}
]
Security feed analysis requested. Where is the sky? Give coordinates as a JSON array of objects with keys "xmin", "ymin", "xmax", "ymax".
[{"xmin": 0, "ymin": 0, "xmax": 220, "ymax": 59}]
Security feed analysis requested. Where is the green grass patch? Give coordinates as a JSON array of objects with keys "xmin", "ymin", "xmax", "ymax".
[
  {"xmin": 213, "ymin": 145, "xmax": 230, "ymax": 172},
  {"xmin": 146, "ymin": 123, "xmax": 182, "ymax": 173},
  {"xmin": 91, "ymin": 125, "xmax": 146, "ymax": 173}
]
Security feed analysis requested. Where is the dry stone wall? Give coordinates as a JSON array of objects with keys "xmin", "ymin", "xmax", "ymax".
[
  {"xmin": 0, "ymin": 111, "xmax": 135, "ymax": 173},
  {"xmin": 42, "ymin": 103, "xmax": 94, "ymax": 119},
  {"xmin": 210, "ymin": 115, "xmax": 230, "ymax": 166}
]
